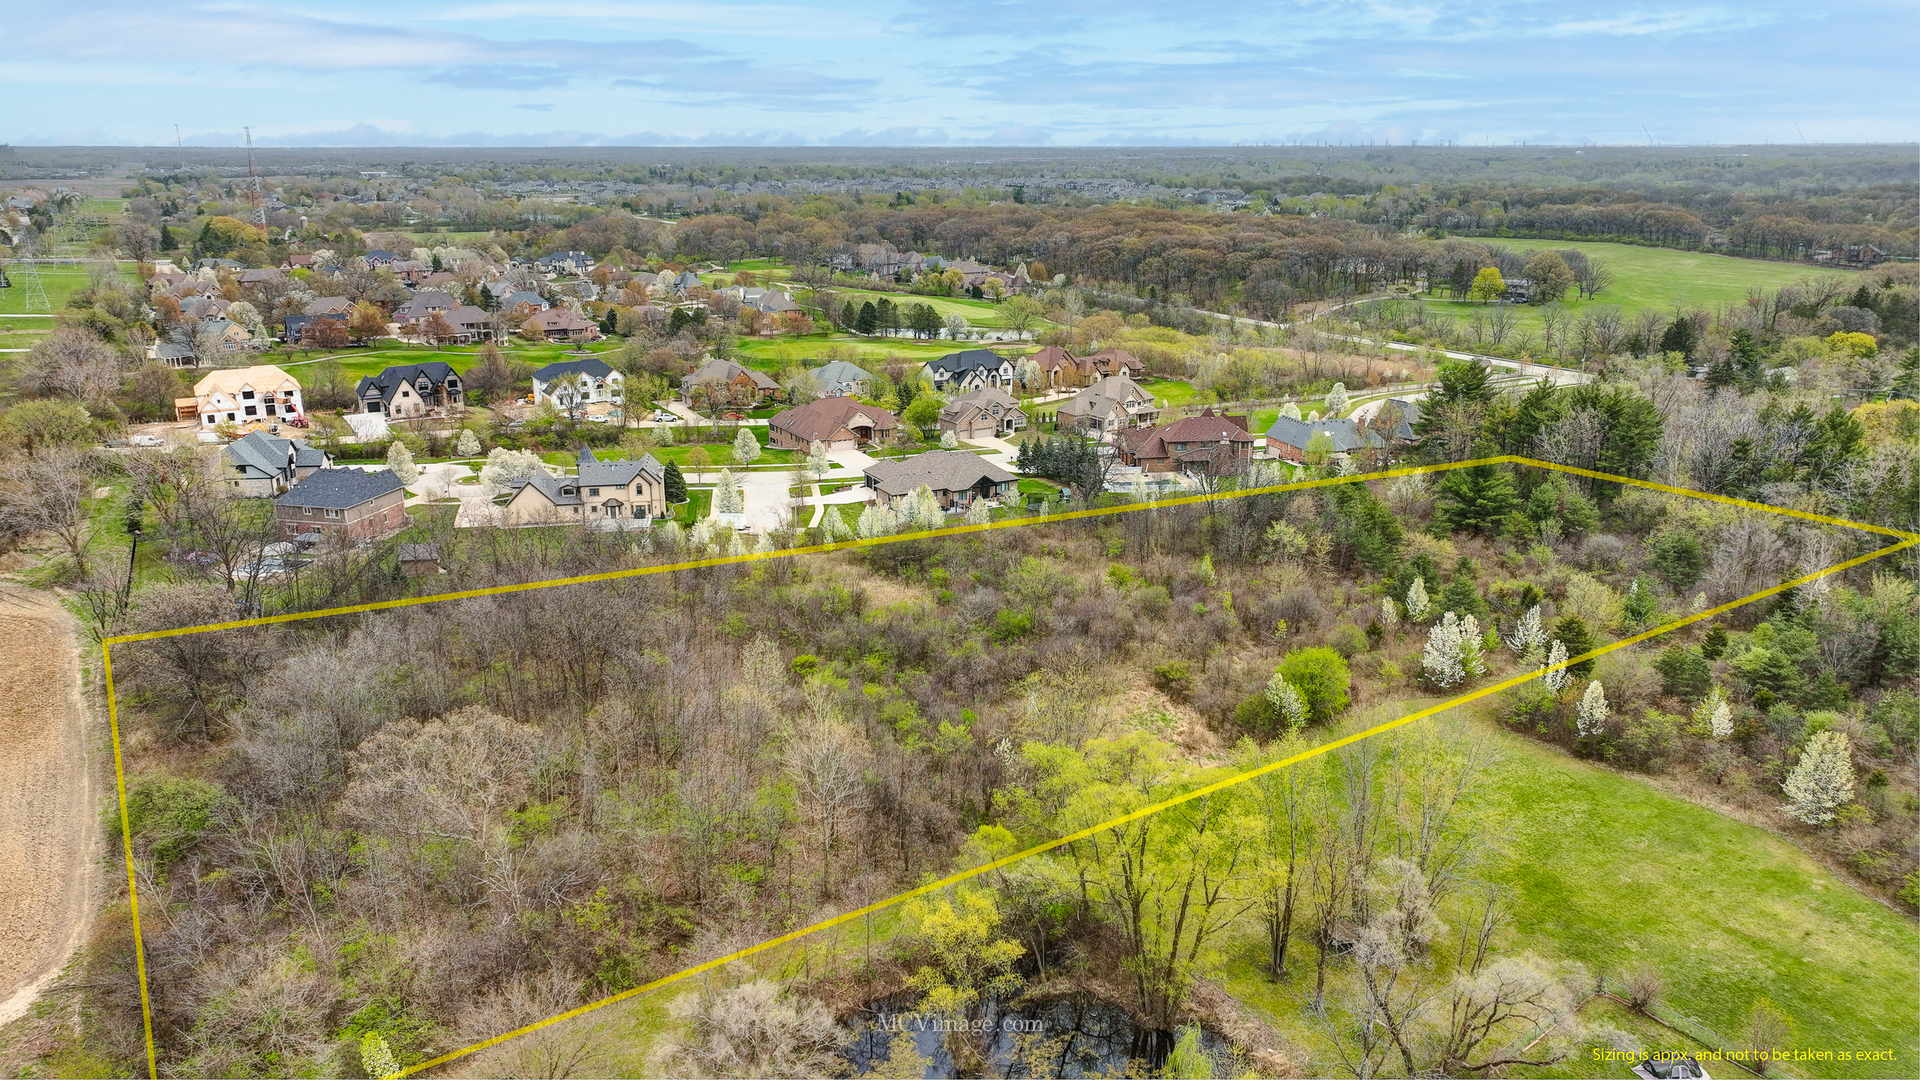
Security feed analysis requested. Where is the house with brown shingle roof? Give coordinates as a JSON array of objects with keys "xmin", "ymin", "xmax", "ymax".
[
  {"xmin": 1056, "ymin": 375, "xmax": 1159, "ymax": 437},
  {"xmin": 1084, "ymin": 347, "xmax": 1146, "ymax": 378},
  {"xmin": 1029, "ymin": 345, "xmax": 1095, "ymax": 389},
  {"xmin": 939, "ymin": 387, "xmax": 1027, "ymax": 440},
  {"xmin": 768, "ymin": 396, "xmax": 898, "ymax": 451},
  {"xmin": 1117, "ymin": 410, "xmax": 1254, "ymax": 475},
  {"xmin": 863, "ymin": 450, "xmax": 1015, "ymax": 509}
]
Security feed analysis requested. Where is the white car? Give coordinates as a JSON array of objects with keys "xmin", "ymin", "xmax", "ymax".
[{"xmin": 588, "ymin": 414, "xmax": 609, "ymax": 424}]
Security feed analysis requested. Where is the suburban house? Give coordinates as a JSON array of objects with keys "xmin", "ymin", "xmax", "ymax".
[
  {"xmin": 363, "ymin": 250, "xmax": 400, "ymax": 267},
  {"xmin": 304, "ymin": 296, "xmax": 353, "ymax": 317},
  {"xmin": 681, "ymin": 358, "xmax": 779, "ymax": 407},
  {"xmin": 939, "ymin": 387, "xmax": 1028, "ymax": 440},
  {"xmin": 222, "ymin": 430, "xmax": 331, "ymax": 496},
  {"xmin": 441, "ymin": 305, "xmax": 498, "ymax": 343},
  {"xmin": 355, "ymin": 363, "xmax": 464, "ymax": 418},
  {"xmin": 392, "ymin": 290, "xmax": 457, "ymax": 325},
  {"xmin": 531, "ymin": 357, "xmax": 623, "ymax": 409},
  {"xmin": 501, "ymin": 446, "xmax": 667, "ymax": 527},
  {"xmin": 176, "ymin": 365, "xmax": 305, "ymax": 426},
  {"xmin": 1056, "ymin": 375, "xmax": 1159, "ymax": 436},
  {"xmin": 1084, "ymin": 347, "xmax": 1147, "ymax": 379},
  {"xmin": 1376, "ymin": 399, "xmax": 1422, "ymax": 442},
  {"xmin": 864, "ymin": 450, "xmax": 1016, "ymax": 510},
  {"xmin": 273, "ymin": 468, "xmax": 410, "ymax": 542},
  {"xmin": 277, "ymin": 312, "xmax": 332, "ymax": 343},
  {"xmin": 522, "ymin": 307, "xmax": 602, "ymax": 342},
  {"xmin": 768, "ymin": 396, "xmax": 899, "ymax": 450},
  {"xmin": 1029, "ymin": 345, "xmax": 1095, "ymax": 389},
  {"xmin": 721, "ymin": 284, "xmax": 799, "ymax": 315},
  {"xmin": 1264, "ymin": 415, "xmax": 1383, "ymax": 464},
  {"xmin": 1116, "ymin": 410, "xmax": 1255, "ymax": 474},
  {"xmin": 924, "ymin": 349, "xmax": 1015, "ymax": 393},
  {"xmin": 535, "ymin": 250, "xmax": 596, "ymax": 276},
  {"xmin": 804, "ymin": 359, "xmax": 878, "ymax": 398}
]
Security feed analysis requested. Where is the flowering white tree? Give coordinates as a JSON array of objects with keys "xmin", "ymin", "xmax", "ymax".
[
  {"xmin": 1421, "ymin": 611, "xmax": 1468, "ymax": 687},
  {"xmin": 1694, "ymin": 686, "xmax": 1733, "ymax": 739},
  {"xmin": 385, "ymin": 439, "xmax": 420, "ymax": 485},
  {"xmin": 940, "ymin": 429, "xmax": 959, "ymax": 450},
  {"xmin": 856, "ymin": 502, "xmax": 897, "ymax": 539},
  {"xmin": 807, "ymin": 439, "xmax": 830, "ymax": 479},
  {"xmin": 688, "ymin": 518, "xmax": 714, "ymax": 552},
  {"xmin": 455, "ymin": 428, "xmax": 481, "ymax": 457},
  {"xmin": 1457, "ymin": 614, "xmax": 1487, "ymax": 680},
  {"xmin": 1266, "ymin": 673, "xmax": 1308, "ymax": 734},
  {"xmin": 1280, "ymin": 401, "xmax": 1302, "ymax": 421},
  {"xmin": 1782, "ymin": 731, "xmax": 1854, "ymax": 825},
  {"xmin": 1379, "ymin": 596, "xmax": 1399, "ymax": 634},
  {"xmin": 656, "ymin": 520, "xmax": 685, "ymax": 552},
  {"xmin": 1576, "ymin": 679, "xmax": 1609, "ymax": 736},
  {"xmin": 1542, "ymin": 640, "xmax": 1571, "ymax": 693},
  {"xmin": 1508, "ymin": 604, "xmax": 1547, "ymax": 657},
  {"xmin": 714, "ymin": 469, "xmax": 745, "ymax": 514},
  {"xmin": 964, "ymin": 499, "xmax": 991, "ymax": 526},
  {"xmin": 822, "ymin": 505, "xmax": 852, "ymax": 540},
  {"xmin": 1404, "ymin": 577, "xmax": 1432, "ymax": 622},
  {"xmin": 1325, "ymin": 382, "xmax": 1349, "ymax": 413},
  {"xmin": 478, "ymin": 446, "xmax": 543, "ymax": 495},
  {"xmin": 1306, "ymin": 410, "xmax": 1321, "ymax": 422},
  {"xmin": 904, "ymin": 485, "xmax": 945, "ymax": 531},
  {"xmin": 732, "ymin": 427, "xmax": 762, "ymax": 465}
]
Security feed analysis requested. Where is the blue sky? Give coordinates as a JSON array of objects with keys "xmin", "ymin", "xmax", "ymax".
[{"xmin": 6, "ymin": 0, "xmax": 1915, "ymax": 146}]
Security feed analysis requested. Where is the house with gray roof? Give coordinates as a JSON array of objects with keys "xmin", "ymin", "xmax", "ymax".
[
  {"xmin": 272, "ymin": 468, "xmax": 410, "ymax": 543},
  {"xmin": 924, "ymin": 349, "xmax": 1015, "ymax": 393},
  {"xmin": 532, "ymin": 357, "xmax": 623, "ymax": 409},
  {"xmin": 222, "ymin": 430, "xmax": 331, "ymax": 496},
  {"xmin": 803, "ymin": 359, "xmax": 877, "ymax": 398},
  {"xmin": 501, "ymin": 446, "xmax": 666, "ymax": 529},
  {"xmin": 356, "ymin": 363, "xmax": 464, "ymax": 418},
  {"xmin": 1056, "ymin": 375, "xmax": 1159, "ymax": 437},
  {"xmin": 1263, "ymin": 415, "xmax": 1383, "ymax": 464},
  {"xmin": 864, "ymin": 450, "xmax": 1016, "ymax": 510}
]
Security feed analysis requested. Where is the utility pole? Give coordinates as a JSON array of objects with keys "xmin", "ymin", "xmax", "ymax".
[{"xmin": 244, "ymin": 126, "xmax": 266, "ymax": 227}]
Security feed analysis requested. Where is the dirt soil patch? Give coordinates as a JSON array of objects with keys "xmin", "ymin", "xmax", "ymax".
[{"xmin": 0, "ymin": 587, "xmax": 97, "ymax": 1027}]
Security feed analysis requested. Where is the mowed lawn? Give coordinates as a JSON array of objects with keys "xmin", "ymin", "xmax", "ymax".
[
  {"xmin": 1417, "ymin": 240, "xmax": 1859, "ymax": 334},
  {"xmin": 733, "ymin": 332, "xmax": 1004, "ymax": 370},
  {"xmin": 1485, "ymin": 722, "xmax": 1917, "ymax": 1079},
  {"xmin": 1214, "ymin": 708, "xmax": 1916, "ymax": 1080}
]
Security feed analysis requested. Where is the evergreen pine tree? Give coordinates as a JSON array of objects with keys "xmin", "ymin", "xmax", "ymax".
[
  {"xmin": 1553, "ymin": 615, "xmax": 1597, "ymax": 677},
  {"xmin": 1435, "ymin": 463, "xmax": 1520, "ymax": 535},
  {"xmin": 856, "ymin": 301, "xmax": 879, "ymax": 335},
  {"xmin": 840, "ymin": 299, "xmax": 857, "ymax": 328},
  {"xmin": 1702, "ymin": 624, "xmax": 1729, "ymax": 660},
  {"xmin": 664, "ymin": 460, "xmax": 687, "ymax": 504}
]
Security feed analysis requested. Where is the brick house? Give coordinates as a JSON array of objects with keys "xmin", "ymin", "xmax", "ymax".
[
  {"xmin": 680, "ymin": 358, "xmax": 779, "ymax": 407},
  {"xmin": 273, "ymin": 468, "xmax": 410, "ymax": 542},
  {"xmin": 939, "ymin": 387, "xmax": 1027, "ymax": 440},
  {"xmin": 1116, "ymin": 410, "xmax": 1255, "ymax": 474},
  {"xmin": 768, "ymin": 396, "xmax": 899, "ymax": 451}
]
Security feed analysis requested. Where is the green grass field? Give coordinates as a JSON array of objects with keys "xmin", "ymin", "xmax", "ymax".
[
  {"xmin": 732, "ymin": 333, "xmax": 1002, "ymax": 371},
  {"xmin": 1409, "ymin": 240, "xmax": 1860, "ymax": 339},
  {"xmin": 1217, "ymin": 705, "xmax": 1916, "ymax": 1079}
]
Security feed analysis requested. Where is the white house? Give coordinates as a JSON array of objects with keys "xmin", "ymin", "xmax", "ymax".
[{"xmin": 531, "ymin": 356, "xmax": 624, "ymax": 409}]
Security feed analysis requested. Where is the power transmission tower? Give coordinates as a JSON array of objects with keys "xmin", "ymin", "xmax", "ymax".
[
  {"xmin": 244, "ymin": 126, "xmax": 266, "ymax": 227},
  {"xmin": 13, "ymin": 242, "xmax": 51, "ymax": 311}
]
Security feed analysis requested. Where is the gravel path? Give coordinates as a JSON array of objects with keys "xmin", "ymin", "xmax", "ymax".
[{"xmin": 0, "ymin": 587, "xmax": 97, "ymax": 1027}]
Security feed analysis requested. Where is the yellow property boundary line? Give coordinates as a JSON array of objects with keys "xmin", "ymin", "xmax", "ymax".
[{"xmin": 95, "ymin": 456, "xmax": 1917, "ymax": 1078}]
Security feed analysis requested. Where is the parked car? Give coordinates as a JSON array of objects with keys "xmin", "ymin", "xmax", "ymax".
[
  {"xmin": 651, "ymin": 411, "xmax": 678, "ymax": 423},
  {"xmin": 129, "ymin": 434, "xmax": 166, "ymax": 447}
]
